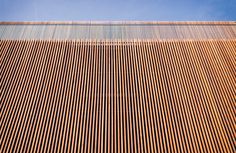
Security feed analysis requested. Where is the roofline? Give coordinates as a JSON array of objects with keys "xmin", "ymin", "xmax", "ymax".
[{"xmin": 0, "ymin": 21, "xmax": 236, "ymax": 25}]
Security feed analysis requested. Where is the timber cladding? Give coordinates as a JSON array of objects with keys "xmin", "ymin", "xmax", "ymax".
[{"xmin": 1, "ymin": 39, "xmax": 235, "ymax": 152}]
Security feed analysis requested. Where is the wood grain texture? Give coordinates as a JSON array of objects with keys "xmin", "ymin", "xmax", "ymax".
[{"xmin": 1, "ymin": 40, "xmax": 235, "ymax": 153}]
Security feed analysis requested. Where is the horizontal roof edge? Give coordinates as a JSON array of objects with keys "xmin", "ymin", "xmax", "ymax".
[{"xmin": 1, "ymin": 21, "xmax": 236, "ymax": 25}]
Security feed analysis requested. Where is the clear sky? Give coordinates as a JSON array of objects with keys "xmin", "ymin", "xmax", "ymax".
[{"xmin": 0, "ymin": 0, "xmax": 236, "ymax": 21}]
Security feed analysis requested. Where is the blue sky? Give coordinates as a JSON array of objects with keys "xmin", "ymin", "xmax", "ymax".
[{"xmin": 0, "ymin": 0, "xmax": 236, "ymax": 21}]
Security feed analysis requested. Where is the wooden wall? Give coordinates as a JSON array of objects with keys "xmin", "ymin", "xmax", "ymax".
[{"xmin": 1, "ymin": 40, "xmax": 235, "ymax": 153}]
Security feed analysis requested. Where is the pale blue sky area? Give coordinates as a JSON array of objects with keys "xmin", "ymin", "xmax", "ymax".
[{"xmin": 0, "ymin": 0, "xmax": 235, "ymax": 21}]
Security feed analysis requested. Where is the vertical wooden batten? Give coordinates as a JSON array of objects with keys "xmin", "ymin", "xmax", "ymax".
[{"xmin": 1, "ymin": 22, "xmax": 236, "ymax": 153}]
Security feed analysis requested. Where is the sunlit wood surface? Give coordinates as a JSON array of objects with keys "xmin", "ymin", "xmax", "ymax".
[{"xmin": 1, "ymin": 40, "xmax": 235, "ymax": 153}]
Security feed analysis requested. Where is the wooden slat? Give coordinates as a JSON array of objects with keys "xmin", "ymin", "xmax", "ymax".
[{"xmin": 0, "ymin": 40, "xmax": 236, "ymax": 153}]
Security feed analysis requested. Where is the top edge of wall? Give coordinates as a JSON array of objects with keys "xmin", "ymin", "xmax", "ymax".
[{"xmin": 1, "ymin": 21, "xmax": 236, "ymax": 25}]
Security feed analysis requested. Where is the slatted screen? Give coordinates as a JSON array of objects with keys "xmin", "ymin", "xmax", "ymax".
[
  {"xmin": 1, "ymin": 40, "xmax": 235, "ymax": 153},
  {"xmin": 0, "ymin": 22, "xmax": 236, "ymax": 40}
]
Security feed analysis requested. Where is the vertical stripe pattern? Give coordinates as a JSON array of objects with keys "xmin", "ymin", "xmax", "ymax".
[
  {"xmin": 0, "ymin": 22, "xmax": 236, "ymax": 40},
  {"xmin": 1, "ymin": 40, "xmax": 236, "ymax": 153}
]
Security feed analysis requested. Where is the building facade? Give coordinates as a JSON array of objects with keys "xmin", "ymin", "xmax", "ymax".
[{"xmin": 1, "ymin": 22, "xmax": 236, "ymax": 153}]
